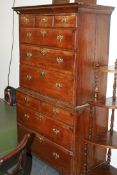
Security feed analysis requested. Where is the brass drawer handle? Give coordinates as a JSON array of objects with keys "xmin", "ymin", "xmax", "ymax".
[
  {"xmin": 27, "ymin": 52, "xmax": 32, "ymax": 58},
  {"xmin": 24, "ymin": 96, "xmax": 29, "ymax": 102},
  {"xmin": 57, "ymin": 35, "xmax": 64, "ymax": 42},
  {"xmin": 61, "ymin": 16, "xmax": 68, "ymax": 24},
  {"xmin": 41, "ymin": 17, "xmax": 48, "ymax": 24},
  {"xmin": 53, "ymin": 108, "xmax": 60, "ymax": 115},
  {"xmin": 26, "ymin": 32, "xmax": 32, "ymax": 38},
  {"xmin": 40, "ymin": 30, "xmax": 47, "ymax": 37},
  {"xmin": 52, "ymin": 152, "xmax": 60, "ymax": 159},
  {"xmin": 56, "ymin": 57, "xmax": 63, "ymax": 64},
  {"xmin": 26, "ymin": 75, "xmax": 32, "ymax": 81},
  {"xmin": 38, "ymin": 136, "xmax": 44, "ymax": 143},
  {"xmin": 52, "ymin": 128, "xmax": 60, "ymax": 135},
  {"xmin": 23, "ymin": 17, "xmax": 29, "ymax": 24},
  {"xmin": 40, "ymin": 48, "xmax": 47, "ymax": 56},
  {"xmin": 37, "ymin": 114, "xmax": 44, "ymax": 121},
  {"xmin": 55, "ymin": 83, "xmax": 62, "ymax": 89},
  {"xmin": 40, "ymin": 70, "xmax": 45, "ymax": 77},
  {"xmin": 24, "ymin": 114, "xmax": 30, "ymax": 120}
]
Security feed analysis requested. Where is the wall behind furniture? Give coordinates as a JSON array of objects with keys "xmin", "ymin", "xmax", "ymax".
[
  {"xmin": 0, "ymin": 0, "xmax": 117, "ymax": 167},
  {"xmin": 0, "ymin": 0, "xmax": 52, "ymax": 98}
]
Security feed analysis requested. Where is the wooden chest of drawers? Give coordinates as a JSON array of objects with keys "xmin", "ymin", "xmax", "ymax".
[{"xmin": 13, "ymin": 3, "xmax": 114, "ymax": 175}]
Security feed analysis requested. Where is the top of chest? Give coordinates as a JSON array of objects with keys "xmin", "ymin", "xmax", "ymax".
[{"xmin": 13, "ymin": 3, "xmax": 113, "ymax": 15}]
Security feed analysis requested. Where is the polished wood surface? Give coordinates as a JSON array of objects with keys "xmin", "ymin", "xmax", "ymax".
[
  {"xmin": 87, "ymin": 164, "xmax": 117, "ymax": 175},
  {"xmin": 14, "ymin": 3, "xmax": 114, "ymax": 175},
  {"xmin": 0, "ymin": 133, "xmax": 32, "ymax": 175},
  {"xmin": 82, "ymin": 61, "xmax": 117, "ymax": 174},
  {"xmin": 75, "ymin": 0, "xmax": 96, "ymax": 4},
  {"xmin": 52, "ymin": 0, "xmax": 70, "ymax": 4},
  {"xmin": 85, "ymin": 131, "xmax": 117, "ymax": 149}
]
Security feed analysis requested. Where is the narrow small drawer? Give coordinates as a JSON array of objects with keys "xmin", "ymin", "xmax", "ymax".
[
  {"xmin": 54, "ymin": 15, "xmax": 77, "ymax": 28},
  {"xmin": 20, "ymin": 44, "xmax": 75, "ymax": 73},
  {"xmin": 18, "ymin": 124, "xmax": 73, "ymax": 171},
  {"xmin": 17, "ymin": 104, "xmax": 46, "ymax": 134},
  {"xmin": 40, "ymin": 101, "xmax": 74, "ymax": 126},
  {"xmin": 16, "ymin": 90, "xmax": 40, "ymax": 111},
  {"xmin": 19, "ymin": 15, "xmax": 35, "ymax": 27},
  {"xmin": 36, "ymin": 16, "xmax": 53, "ymax": 27}
]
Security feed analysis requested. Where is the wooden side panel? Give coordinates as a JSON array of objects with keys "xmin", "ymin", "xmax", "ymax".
[
  {"xmin": 76, "ymin": 13, "xmax": 111, "ymax": 174},
  {"xmin": 77, "ymin": 13, "xmax": 96, "ymax": 105},
  {"xmin": 77, "ymin": 13, "xmax": 111, "ymax": 105}
]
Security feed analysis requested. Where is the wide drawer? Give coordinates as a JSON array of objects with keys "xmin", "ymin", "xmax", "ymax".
[
  {"xmin": 17, "ymin": 104, "xmax": 74, "ymax": 150},
  {"xmin": 54, "ymin": 15, "xmax": 77, "ymax": 28},
  {"xmin": 20, "ymin": 65, "xmax": 74, "ymax": 104},
  {"xmin": 35, "ymin": 15, "xmax": 53, "ymax": 27},
  {"xmin": 20, "ymin": 44, "xmax": 75, "ymax": 73},
  {"xmin": 20, "ymin": 28, "xmax": 75, "ymax": 50},
  {"xmin": 18, "ymin": 124, "xmax": 73, "ymax": 172},
  {"xmin": 19, "ymin": 15, "xmax": 35, "ymax": 27},
  {"xmin": 16, "ymin": 89, "xmax": 74, "ymax": 126}
]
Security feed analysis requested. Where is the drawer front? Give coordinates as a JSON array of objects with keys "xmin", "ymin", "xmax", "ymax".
[
  {"xmin": 16, "ymin": 90, "xmax": 40, "ymax": 111},
  {"xmin": 20, "ymin": 65, "xmax": 74, "ymax": 103},
  {"xmin": 18, "ymin": 124, "xmax": 73, "ymax": 171},
  {"xmin": 54, "ymin": 15, "xmax": 77, "ymax": 28},
  {"xmin": 17, "ymin": 105, "xmax": 73, "ymax": 150},
  {"xmin": 20, "ymin": 28, "xmax": 75, "ymax": 49},
  {"xmin": 19, "ymin": 15, "xmax": 35, "ymax": 27},
  {"xmin": 17, "ymin": 104, "xmax": 45, "ymax": 134},
  {"xmin": 35, "ymin": 16, "xmax": 53, "ymax": 27},
  {"xmin": 20, "ymin": 44, "xmax": 75, "ymax": 73},
  {"xmin": 43, "ymin": 116, "xmax": 73, "ymax": 150},
  {"xmin": 40, "ymin": 101, "xmax": 74, "ymax": 126}
]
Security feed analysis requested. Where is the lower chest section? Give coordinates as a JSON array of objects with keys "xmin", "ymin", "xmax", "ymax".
[{"xmin": 16, "ymin": 88, "xmax": 75, "ymax": 173}]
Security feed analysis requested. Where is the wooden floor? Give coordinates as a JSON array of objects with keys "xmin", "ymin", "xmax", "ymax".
[{"xmin": 31, "ymin": 156, "xmax": 59, "ymax": 175}]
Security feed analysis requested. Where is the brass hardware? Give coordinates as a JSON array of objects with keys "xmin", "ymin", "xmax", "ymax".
[
  {"xmin": 57, "ymin": 35, "xmax": 64, "ymax": 42},
  {"xmin": 40, "ymin": 70, "xmax": 45, "ymax": 77},
  {"xmin": 24, "ymin": 114, "xmax": 30, "ymax": 120},
  {"xmin": 53, "ymin": 108, "xmax": 60, "ymax": 115},
  {"xmin": 26, "ymin": 32, "xmax": 32, "ymax": 38},
  {"xmin": 37, "ymin": 114, "xmax": 44, "ymax": 121},
  {"xmin": 27, "ymin": 52, "xmax": 32, "ymax": 58},
  {"xmin": 24, "ymin": 17, "xmax": 29, "ymax": 24},
  {"xmin": 40, "ymin": 30, "xmax": 47, "ymax": 37},
  {"xmin": 52, "ymin": 128, "xmax": 60, "ymax": 135},
  {"xmin": 55, "ymin": 83, "xmax": 62, "ymax": 88},
  {"xmin": 52, "ymin": 152, "xmax": 60, "ymax": 159},
  {"xmin": 24, "ymin": 97, "xmax": 29, "ymax": 102},
  {"xmin": 61, "ymin": 16, "xmax": 68, "ymax": 24},
  {"xmin": 38, "ymin": 136, "xmax": 44, "ymax": 143},
  {"xmin": 56, "ymin": 57, "xmax": 63, "ymax": 64},
  {"xmin": 26, "ymin": 75, "xmax": 32, "ymax": 81},
  {"xmin": 40, "ymin": 48, "xmax": 47, "ymax": 56},
  {"xmin": 41, "ymin": 17, "xmax": 48, "ymax": 24}
]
